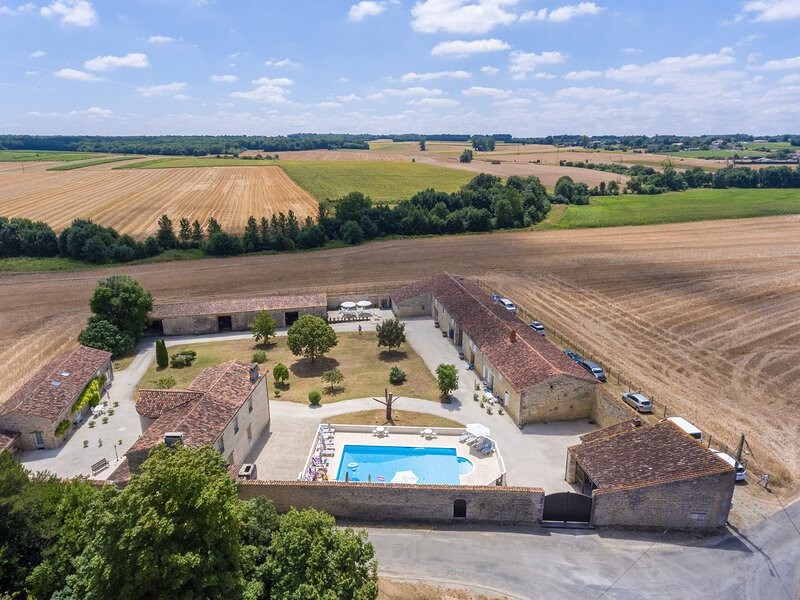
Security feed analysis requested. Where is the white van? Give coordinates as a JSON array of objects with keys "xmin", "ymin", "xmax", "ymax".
[
  {"xmin": 713, "ymin": 451, "xmax": 747, "ymax": 481},
  {"xmin": 499, "ymin": 298, "xmax": 516, "ymax": 313},
  {"xmin": 666, "ymin": 416, "xmax": 703, "ymax": 442}
]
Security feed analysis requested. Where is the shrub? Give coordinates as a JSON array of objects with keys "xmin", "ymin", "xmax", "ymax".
[
  {"xmin": 88, "ymin": 421, "xmax": 96, "ymax": 428},
  {"xmin": 71, "ymin": 378, "xmax": 102, "ymax": 414},
  {"xmin": 389, "ymin": 366, "xmax": 406, "ymax": 385},
  {"xmin": 152, "ymin": 375, "xmax": 176, "ymax": 389},
  {"xmin": 252, "ymin": 350, "xmax": 267, "ymax": 364},
  {"xmin": 250, "ymin": 311, "xmax": 277, "ymax": 345},
  {"xmin": 102, "ymin": 416, "xmax": 108, "ymax": 424},
  {"xmin": 155, "ymin": 339, "xmax": 169, "ymax": 368},
  {"xmin": 321, "ymin": 369, "xmax": 344, "ymax": 393},
  {"xmin": 108, "ymin": 409, "xmax": 115, "ymax": 416},
  {"xmin": 170, "ymin": 349, "xmax": 197, "ymax": 368},
  {"xmin": 273, "ymin": 363, "xmax": 289, "ymax": 384},
  {"xmin": 55, "ymin": 419, "xmax": 71, "ymax": 437},
  {"xmin": 308, "ymin": 390, "xmax": 322, "ymax": 405},
  {"xmin": 83, "ymin": 440, "xmax": 89, "ymax": 448}
]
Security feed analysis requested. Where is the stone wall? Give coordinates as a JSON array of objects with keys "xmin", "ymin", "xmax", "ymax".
[
  {"xmin": 162, "ymin": 315, "xmax": 218, "ymax": 336},
  {"xmin": 218, "ymin": 375, "xmax": 270, "ymax": 465},
  {"xmin": 392, "ymin": 293, "xmax": 432, "ymax": 318},
  {"xmin": 591, "ymin": 471, "xmax": 736, "ymax": 530},
  {"xmin": 591, "ymin": 387, "xmax": 641, "ymax": 428},
  {"xmin": 239, "ymin": 480, "xmax": 544, "ymax": 525},
  {"xmin": 161, "ymin": 306, "xmax": 327, "ymax": 336},
  {"xmin": 515, "ymin": 376, "xmax": 596, "ymax": 425},
  {"xmin": 328, "ymin": 293, "xmax": 388, "ymax": 311},
  {"xmin": 0, "ymin": 411, "xmax": 57, "ymax": 451}
]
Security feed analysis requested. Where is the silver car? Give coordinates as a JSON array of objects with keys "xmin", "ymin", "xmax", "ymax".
[{"xmin": 622, "ymin": 392, "xmax": 653, "ymax": 413}]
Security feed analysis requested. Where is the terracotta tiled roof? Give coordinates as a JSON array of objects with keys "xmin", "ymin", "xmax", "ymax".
[
  {"xmin": 150, "ymin": 293, "xmax": 327, "ymax": 320},
  {"xmin": 570, "ymin": 420, "xmax": 733, "ymax": 492},
  {"xmin": 0, "ymin": 430, "xmax": 20, "ymax": 453},
  {"xmin": 1, "ymin": 345, "xmax": 112, "ymax": 421},
  {"xmin": 106, "ymin": 457, "xmax": 131, "ymax": 484},
  {"xmin": 579, "ymin": 419, "xmax": 645, "ymax": 444},
  {"xmin": 135, "ymin": 389, "xmax": 205, "ymax": 419},
  {"xmin": 129, "ymin": 361, "xmax": 260, "ymax": 455},
  {"xmin": 390, "ymin": 273, "xmax": 596, "ymax": 391}
]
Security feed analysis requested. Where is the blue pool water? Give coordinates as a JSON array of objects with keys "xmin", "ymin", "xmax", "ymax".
[{"xmin": 336, "ymin": 445, "xmax": 473, "ymax": 484}]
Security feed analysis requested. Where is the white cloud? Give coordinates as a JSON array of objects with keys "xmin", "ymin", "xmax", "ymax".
[
  {"xmin": 40, "ymin": 0, "xmax": 96, "ymax": 26},
  {"xmin": 230, "ymin": 84, "xmax": 291, "ymax": 103},
  {"xmin": 338, "ymin": 76, "xmax": 351, "ymax": 82},
  {"xmin": 264, "ymin": 57, "xmax": 299, "ymax": 68},
  {"xmin": 431, "ymin": 38, "xmax": 510, "ymax": 58},
  {"xmin": 534, "ymin": 72, "xmax": 556, "ymax": 79},
  {"xmin": 779, "ymin": 73, "xmax": 800, "ymax": 84},
  {"xmin": 25, "ymin": 70, "xmax": 37, "ymax": 75},
  {"xmin": 84, "ymin": 53, "xmax": 149, "ymax": 71},
  {"xmin": 250, "ymin": 76, "xmax": 294, "ymax": 86},
  {"xmin": 136, "ymin": 82, "xmax": 187, "ymax": 97},
  {"xmin": 408, "ymin": 97, "xmax": 460, "ymax": 107},
  {"xmin": 54, "ymin": 68, "xmax": 102, "ymax": 81},
  {"xmin": 316, "ymin": 101, "xmax": 342, "ymax": 109},
  {"xmin": 78, "ymin": 106, "xmax": 113, "ymax": 117},
  {"xmin": 337, "ymin": 93, "xmax": 362, "ymax": 101},
  {"xmin": 369, "ymin": 86, "xmax": 444, "ymax": 99},
  {"xmin": 741, "ymin": 0, "xmax": 800, "ymax": 22},
  {"xmin": 555, "ymin": 86, "xmax": 641, "ymax": 101},
  {"xmin": 400, "ymin": 70, "xmax": 471, "ymax": 81},
  {"xmin": 29, "ymin": 50, "xmax": 47, "ymax": 58},
  {"xmin": 520, "ymin": 2, "xmax": 604, "ymax": 22},
  {"xmin": 0, "ymin": 3, "xmax": 35, "ymax": 16},
  {"xmin": 509, "ymin": 50, "xmax": 567, "ymax": 75},
  {"xmin": 411, "ymin": 0, "xmax": 519, "ymax": 34},
  {"xmin": 210, "ymin": 74, "xmax": 238, "ymax": 83},
  {"xmin": 493, "ymin": 97, "xmax": 531, "ymax": 107},
  {"xmin": 480, "ymin": 65, "xmax": 500, "ymax": 75},
  {"xmin": 148, "ymin": 35, "xmax": 176, "ymax": 44},
  {"xmin": 758, "ymin": 55, "xmax": 800, "ymax": 70},
  {"xmin": 605, "ymin": 47, "xmax": 736, "ymax": 82},
  {"xmin": 621, "ymin": 47, "xmax": 641, "ymax": 54},
  {"xmin": 348, "ymin": 1, "xmax": 387, "ymax": 21},
  {"xmin": 462, "ymin": 85, "xmax": 512, "ymax": 97},
  {"xmin": 564, "ymin": 69, "xmax": 602, "ymax": 80}
]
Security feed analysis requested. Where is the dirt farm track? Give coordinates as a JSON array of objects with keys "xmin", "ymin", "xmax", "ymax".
[{"xmin": 2, "ymin": 216, "xmax": 800, "ymax": 479}]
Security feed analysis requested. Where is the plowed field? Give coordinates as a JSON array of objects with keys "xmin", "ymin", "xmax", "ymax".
[
  {"xmin": 1, "ymin": 216, "xmax": 799, "ymax": 478},
  {"xmin": 0, "ymin": 166, "xmax": 317, "ymax": 237}
]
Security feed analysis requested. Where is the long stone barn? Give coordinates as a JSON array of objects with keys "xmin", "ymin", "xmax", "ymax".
[
  {"xmin": 390, "ymin": 272, "xmax": 598, "ymax": 426},
  {"xmin": 150, "ymin": 293, "xmax": 328, "ymax": 336}
]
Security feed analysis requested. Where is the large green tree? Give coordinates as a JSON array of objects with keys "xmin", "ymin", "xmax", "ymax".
[
  {"xmin": 70, "ymin": 445, "xmax": 244, "ymax": 599},
  {"xmin": 376, "ymin": 318, "xmax": 406, "ymax": 350},
  {"xmin": 287, "ymin": 315, "xmax": 338, "ymax": 363},
  {"xmin": 87, "ymin": 275, "xmax": 153, "ymax": 340},
  {"xmin": 250, "ymin": 310, "xmax": 277, "ymax": 345},
  {"xmin": 435, "ymin": 363, "xmax": 459, "ymax": 399},
  {"xmin": 78, "ymin": 315, "xmax": 136, "ymax": 357},
  {"xmin": 267, "ymin": 508, "xmax": 378, "ymax": 600}
]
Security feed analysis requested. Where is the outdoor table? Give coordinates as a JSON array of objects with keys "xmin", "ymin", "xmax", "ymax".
[{"xmin": 422, "ymin": 428, "xmax": 433, "ymax": 437}]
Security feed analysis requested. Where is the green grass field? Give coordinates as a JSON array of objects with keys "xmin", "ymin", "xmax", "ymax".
[
  {"xmin": 47, "ymin": 156, "xmax": 145, "ymax": 171},
  {"xmin": 0, "ymin": 150, "xmax": 107, "ymax": 162},
  {"xmin": 667, "ymin": 149, "xmax": 765, "ymax": 159},
  {"xmin": 115, "ymin": 156, "xmax": 275, "ymax": 169},
  {"xmin": 548, "ymin": 188, "xmax": 800, "ymax": 229},
  {"xmin": 742, "ymin": 141, "xmax": 793, "ymax": 151},
  {"xmin": 278, "ymin": 161, "xmax": 474, "ymax": 201}
]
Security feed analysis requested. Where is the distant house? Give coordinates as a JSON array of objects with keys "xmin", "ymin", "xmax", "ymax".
[
  {"xmin": 0, "ymin": 346, "xmax": 113, "ymax": 451},
  {"xmin": 149, "ymin": 293, "xmax": 328, "ymax": 336},
  {"xmin": 126, "ymin": 361, "xmax": 269, "ymax": 473},
  {"xmin": 390, "ymin": 273, "xmax": 597, "ymax": 425},
  {"xmin": 566, "ymin": 419, "xmax": 735, "ymax": 529}
]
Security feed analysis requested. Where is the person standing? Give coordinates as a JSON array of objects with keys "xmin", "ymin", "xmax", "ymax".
[{"xmin": 358, "ymin": 324, "xmax": 362, "ymax": 335}]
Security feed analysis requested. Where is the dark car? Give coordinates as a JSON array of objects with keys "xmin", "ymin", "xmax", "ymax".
[
  {"xmin": 491, "ymin": 292, "xmax": 502, "ymax": 302},
  {"xmin": 529, "ymin": 321, "xmax": 545, "ymax": 335},
  {"xmin": 577, "ymin": 358, "xmax": 606, "ymax": 382},
  {"xmin": 564, "ymin": 349, "xmax": 581, "ymax": 362},
  {"xmin": 622, "ymin": 392, "xmax": 652, "ymax": 413}
]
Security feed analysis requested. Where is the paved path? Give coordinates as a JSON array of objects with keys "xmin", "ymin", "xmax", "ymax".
[{"xmin": 366, "ymin": 497, "xmax": 800, "ymax": 599}]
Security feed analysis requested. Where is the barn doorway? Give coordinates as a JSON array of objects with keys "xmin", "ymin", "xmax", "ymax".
[
  {"xmin": 147, "ymin": 319, "xmax": 164, "ymax": 336},
  {"xmin": 542, "ymin": 492, "xmax": 592, "ymax": 525},
  {"xmin": 217, "ymin": 315, "xmax": 232, "ymax": 331},
  {"xmin": 285, "ymin": 311, "xmax": 299, "ymax": 326},
  {"xmin": 34, "ymin": 431, "xmax": 45, "ymax": 449},
  {"xmin": 453, "ymin": 499, "xmax": 467, "ymax": 519}
]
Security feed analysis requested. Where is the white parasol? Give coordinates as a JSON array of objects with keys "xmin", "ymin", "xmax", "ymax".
[
  {"xmin": 356, "ymin": 300, "xmax": 373, "ymax": 308},
  {"xmin": 390, "ymin": 470, "xmax": 419, "ymax": 484},
  {"xmin": 466, "ymin": 423, "xmax": 490, "ymax": 438},
  {"xmin": 341, "ymin": 301, "xmax": 357, "ymax": 309}
]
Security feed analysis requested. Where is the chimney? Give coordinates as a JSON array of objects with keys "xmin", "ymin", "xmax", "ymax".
[
  {"xmin": 164, "ymin": 432, "xmax": 184, "ymax": 447},
  {"xmin": 509, "ymin": 329, "xmax": 516, "ymax": 343},
  {"xmin": 633, "ymin": 418, "xmax": 642, "ymax": 427},
  {"xmin": 250, "ymin": 363, "xmax": 259, "ymax": 383}
]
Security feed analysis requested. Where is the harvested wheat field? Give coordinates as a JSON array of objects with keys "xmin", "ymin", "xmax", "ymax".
[
  {"xmin": 2, "ymin": 216, "xmax": 800, "ymax": 480},
  {"xmin": 0, "ymin": 166, "xmax": 317, "ymax": 237}
]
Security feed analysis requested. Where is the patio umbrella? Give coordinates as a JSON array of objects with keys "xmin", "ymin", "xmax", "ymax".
[
  {"xmin": 390, "ymin": 470, "xmax": 419, "ymax": 484},
  {"xmin": 356, "ymin": 300, "xmax": 372, "ymax": 308},
  {"xmin": 341, "ymin": 301, "xmax": 357, "ymax": 309},
  {"xmin": 466, "ymin": 423, "xmax": 490, "ymax": 438}
]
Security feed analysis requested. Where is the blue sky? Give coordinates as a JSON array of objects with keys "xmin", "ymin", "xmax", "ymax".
[{"xmin": 1, "ymin": 0, "xmax": 799, "ymax": 136}]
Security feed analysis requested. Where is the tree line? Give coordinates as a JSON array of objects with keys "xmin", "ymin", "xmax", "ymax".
[{"xmin": 0, "ymin": 173, "xmax": 553, "ymax": 265}]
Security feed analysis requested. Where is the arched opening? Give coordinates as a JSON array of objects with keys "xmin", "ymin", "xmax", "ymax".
[{"xmin": 453, "ymin": 499, "xmax": 467, "ymax": 519}]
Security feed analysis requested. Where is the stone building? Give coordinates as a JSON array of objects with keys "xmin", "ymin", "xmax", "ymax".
[
  {"xmin": 0, "ymin": 345, "xmax": 113, "ymax": 451},
  {"xmin": 390, "ymin": 273, "xmax": 597, "ymax": 425},
  {"xmin": 566, "ymin": 419, "xmax": 736, "ymax": 529},
  {"xmin": 126, "ymin": 361, "xmax": 269, "ymax": 473},
  {"xmin": 150, "ymin": 293, "xmax": 327, "ymax": 336}
]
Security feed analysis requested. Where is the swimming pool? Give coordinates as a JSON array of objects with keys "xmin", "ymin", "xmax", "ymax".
[{"xmin": 336, "ymin": 444, "xmax": 473, "ymax": 485}]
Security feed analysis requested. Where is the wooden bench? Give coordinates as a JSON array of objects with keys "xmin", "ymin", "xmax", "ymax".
[{"xmin": 91, "ymin": 458, "xmax": 109, "ymax": 476}]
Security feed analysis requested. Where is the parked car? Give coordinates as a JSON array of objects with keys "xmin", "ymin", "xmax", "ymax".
[
  {"xmin": 564, "ymin": 349, "xmax": 581, "ymax": 362},
  {"xmin": 529, "ymin": 321, "xmax": 545, "ymax": 335},
  {"xmin": 491, "ymin": 292, "xmax": 502, "ymax": 302},
  {"xmin": 666, "ymin": 416, "xmax": 703, "ymax": 442},
  {"xmin": 713, "ymin": 451, "xmax": 747, "ymax": 481},
  {"xmin": 577, "ymin": 358, "xmax": 606, "ymax": 382},
  {"xmin": 622, "ymin": 392, "xmax": 653, "ymax": 413},
  {"xmin": 499, "ymin": 298, "xmax": 516, "ymax": 313}
]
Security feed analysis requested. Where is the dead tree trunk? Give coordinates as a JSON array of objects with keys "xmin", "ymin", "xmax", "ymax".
[{"xmin": 373, "ymin": 388, "xmax": 399, "ymax": 422}]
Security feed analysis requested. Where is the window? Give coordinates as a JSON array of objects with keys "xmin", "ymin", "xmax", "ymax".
[
  {"xmin": 248, "ymin": 398, "xmax": 253, "ymax": 413},
  {"xmin": 247, "ymin": 424, "xmax": 252, "ymax": 440},
  {"xmin": 453, "ymin": 499, "xmax": 467, "ymax": 519},
  {"xmin": 234, "ymin": 416, "xmax": 239, "ymax": 434},
  {"xmin": 218, "ymin": 438, "xmax": 225, "ymax": 453}
]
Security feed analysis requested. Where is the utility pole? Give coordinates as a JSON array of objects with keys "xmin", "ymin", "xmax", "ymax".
[{"xmin": 735, "ymin": 433, "xmax": 745, "ymax": 464}]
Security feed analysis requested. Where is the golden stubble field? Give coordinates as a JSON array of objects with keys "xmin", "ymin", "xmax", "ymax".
[
  {"xmin": 0, "ymin": 166, "xmax": 318, "ymax": 237},
  {"xmin": 1, "ymin": 216, "xmax": 799, "ymax": 479}
]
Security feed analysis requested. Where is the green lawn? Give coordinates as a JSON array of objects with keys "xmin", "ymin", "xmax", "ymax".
[
  {"xmin": 278, "ymin": 161, "xmax": 474, "ymax": 202},
  {"xmin": 548, "ymin": 188, "xmax": 800, "ymax": 229},
  {"xmin": 47, "ymin": 156, "xmax": 145, "ymax": 170},
  {"xmin": 328, "ymin": 409, "xmax": 464, "ymax": 428},
  {"xmin": 138, "ymin": 332, "xmax": 440, "ymax": 404},
  {"xmin": 116, "ymin": 156, "xmax": 277, "ymax": 169},
  {"xmin": 0, "ymin": 150, "xmax": 107, "ymax": 162},
  {"xmin": 742, "ymin": 141, "xmax": 793, "ymax": 151},
  {"xmin": 0, "ymin": 249, "xmax": 206, "ymax": 273},
  {"xmin": 667, "ymin": 149, "xmax": 766, "ymax": 159}
]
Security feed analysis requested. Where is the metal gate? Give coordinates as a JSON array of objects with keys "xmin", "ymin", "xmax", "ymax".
[{"xmin": 542, "ymin": 492, "xmax": 592, "ymax": 524}]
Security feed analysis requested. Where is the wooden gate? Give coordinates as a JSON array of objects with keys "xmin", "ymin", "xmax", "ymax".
[{"xmin": 542, "ymin": 492, "xmax": 592, "ymax": 524}]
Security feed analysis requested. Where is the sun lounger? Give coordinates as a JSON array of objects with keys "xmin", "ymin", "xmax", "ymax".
[
  {"xmin": 481, "ymin": 442, "xmax": 494, "ymax": 455},
  {"xmin": 459, "ymin": 432, "xmax": 472, "ymax": 443},
  {"xmin": 474, "ymin": 438, "xmax": 491, "ymax": 452},
  {"xmin": 468, "ymin": 436, "xmax": 484, "ymax": 446}
]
